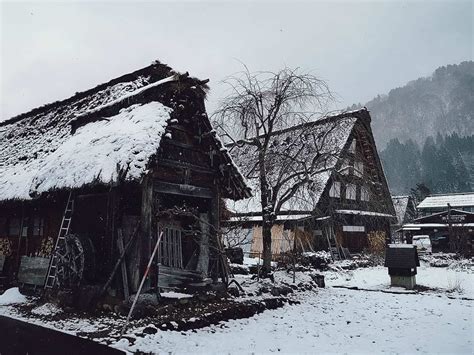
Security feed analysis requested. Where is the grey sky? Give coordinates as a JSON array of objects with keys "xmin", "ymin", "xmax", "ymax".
[{"xmin": 1, "ymin": 0, "xmax": 472, "ymax": 121}]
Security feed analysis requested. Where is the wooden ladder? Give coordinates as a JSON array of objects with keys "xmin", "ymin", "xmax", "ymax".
[
  {"xmin": 44, "ymin": 191, "xmax": 75, "ymax": 289},
  {"xmin": 325, "ymin": 224, "xmax": 342, "ymax": 261}
]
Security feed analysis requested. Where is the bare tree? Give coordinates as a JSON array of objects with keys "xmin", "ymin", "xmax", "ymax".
[{"xmin": 213, "ymin": 66, "xmax": 342, "ymax": 273}]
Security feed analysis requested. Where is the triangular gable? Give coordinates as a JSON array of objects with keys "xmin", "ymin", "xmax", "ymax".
[{"xmin": 227, "ymin": 111, "xmax": 366, "ymax": 215}]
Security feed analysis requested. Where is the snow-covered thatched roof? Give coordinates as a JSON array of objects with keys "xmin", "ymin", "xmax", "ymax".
[
  {"xmin": 226, "ymin": 110, "xmax": 370, "ymax": 215},
  {"xmin": 417, "ymin": 193, "xmax": 474, "ymax": 209},
  {"xmin": 0, "ymin": 61, "xmax": 249, "ymax": 201},
  {"xmin": 392, "ymin": 195, "xmax": 411, "ymax": 225}
]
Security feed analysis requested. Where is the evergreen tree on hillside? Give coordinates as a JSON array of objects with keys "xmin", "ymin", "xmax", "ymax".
[{"xmin": 421, "ymin": 137, "xmax": 438, "ymax": 190}]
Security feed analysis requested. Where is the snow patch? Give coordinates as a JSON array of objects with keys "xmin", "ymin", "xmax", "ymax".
[
  {"xmin": 160, "ymin": 291, "xmax": 193, "ymax": 299},
  {"xmin": 0, "ymin": 288, "xmax": 28, "ymax": 305},
  {"xmin": 31, "ymin": 303, "xmax": 63, "ymax": 316}
]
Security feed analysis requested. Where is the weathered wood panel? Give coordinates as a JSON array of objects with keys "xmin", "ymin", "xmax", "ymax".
[
  {"xmin": 154, "ymin": 181, "xmax": 213, "ymax": 199},
  {"xmin": 157, "ymin": 265, "xmax": 209, "ymax": 289},
  {"xmin": 0, "ymin": 255, "xmax": 5, "ymax": 271},
  {"xmin": 17, "ymin": 256, "xmax": 49, "ymax": 286}
]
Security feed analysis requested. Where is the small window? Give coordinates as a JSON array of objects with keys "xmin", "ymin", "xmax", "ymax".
[
  {"xmin": 341, "ymin": 158, "xmax": 351, "ymax": 175},
  {"xmin": 8, "ymin": 218, "xmax": 21, "ymax": 237},
  {"xmin": 361, "ymin": 186, "xmax": 370, "ymax": 201},
  {"xmin": 349, "ymin": 139, "xmax": 356, "ymax": 154},
  {"xmin": 329, "ymin": 181, "xmax": 341, "ymax": 198},
  {"xmin": 346, "ymin": 183, "xmax": 357, "ymax": 200},
  {"xmin": 354, "ymin": 161, "xmax": 364, "ymax": 177},
  {"xmin": 33, "ymin": 217, "xmax": 44, "ymax": 237},
  {"xmin": 0, "ymin": 217, "xmax": 7, "ymax": 236}
]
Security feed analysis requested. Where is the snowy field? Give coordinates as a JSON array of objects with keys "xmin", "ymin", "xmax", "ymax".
[
  {"xmin": 111, "ymin": 263, "xmax": 473, "ymax": 354},
  {"xmin": 113, "ymin": 286, "xmax": 472, "ymax": 354},
  {"xmin": 0, "ymin": 262, "xmax": 472, "ymax": 354}
]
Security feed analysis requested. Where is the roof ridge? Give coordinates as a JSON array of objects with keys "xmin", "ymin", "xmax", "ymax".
[
  {"xmin": 227, "ymin": 108, "xmax": 369, "ymax": 147},
  {"xmin": 0, "ymin": 60, "xmax": 175, "ymax": 127},
  {"xmin": 426, "ymin": 192, "xmax": 474, "ymax": 197}
]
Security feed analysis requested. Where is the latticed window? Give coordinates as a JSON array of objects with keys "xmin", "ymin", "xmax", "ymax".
[
  {"xmin": 329, "ymin": 181, "xmax": 341, "ymax": 198},
  {"xmin": 8, "ymin": 218, "xmax": 21, "ymax": 237},
  {"xmin": 158, "ymin": 226, "xmax": 183, "ymax": 269},
  {"xmin": 346, "ymin": 183, "xmax": 357, "ymax": 200},
  {"xmin": 349, "ymin": 139, "xmax": 356, "ymax": 154},
  {"xmin": 361, "ymin": 186, "xmax": 370, "ymax": 201},
  {"xmin": 354, "ymin": 161, "xmax": 364, "ymax": 177},
  {"xmin": 341, "ymin": 159, "xmax": 350, "ymax": 175},
  {"xmin": 33, "ymin": 216, "xmax": 44, "ymax": 237}
]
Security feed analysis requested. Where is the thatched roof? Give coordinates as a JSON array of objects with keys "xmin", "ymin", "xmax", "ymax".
[
  {"xmin": 226, "ymin": 109, "xmax": 370, "ymax": 215},
  {"xmin": 0, "ymin": 61, "xmax": 249, "ymax": 201}
]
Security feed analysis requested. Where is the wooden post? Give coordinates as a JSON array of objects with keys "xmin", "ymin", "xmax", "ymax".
[
  {"xmin": 117, "ymin": 229, "xmax": 129, "ymax": 300},
  {"xmin": 121, "ymin": 231, "xmax": 163, "ymax": 337},
  {"xmin": 196, "ymin": 213, "xmax": 210, "ymax": 277},
  {"xmin": 139, "ymin": 175, "xmax": 153, "ymax": 291}
]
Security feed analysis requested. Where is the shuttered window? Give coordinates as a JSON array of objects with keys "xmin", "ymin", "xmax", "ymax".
[{"xmin": 158, "ymin": 227, "xmax": 183, "ymax": 269}]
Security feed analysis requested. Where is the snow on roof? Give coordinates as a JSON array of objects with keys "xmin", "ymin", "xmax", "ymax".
[
  {"xmin": 228, "ymin": 214, "xmax": 312, "ymax": 223},
  {"xmin": 403, "ymin": 222, "xmax": 474, "ymax": 228},
  {"xmin": 33, "ymin": 102, "xmax": 171, "ymax": 196},
  {"xmin": 226, "ymin": 112, "xmax": 362, "ymax": 214},
  {"xmin": 417, "ymin": 193, "xmax": 474, "ymax": 209},
  {"xmin": 335, "ymin": 209, "xmax": 395, "ymax": 218},
  {"xmin": 72, "ymin": 74, "xmax": 178, "ymax": 121},
  {"xmin": 1, "ymin": 102, "xmax": 171, "ymax": 200},
  {"xmin": 0, "ymin": 61, "xmax": 249, "ymax": 201},
  {"xmin": 392, "ymin": 196, "xmax": 410, "ymax": 224}
]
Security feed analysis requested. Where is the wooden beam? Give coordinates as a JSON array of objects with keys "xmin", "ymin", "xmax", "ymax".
[
  {"xmin": 154, "ymin": 181, "xmax": 213, "ymax": 199},
  {"xmin": 157, "ymin": 158, "xmax": 214, "ymax": 175}
]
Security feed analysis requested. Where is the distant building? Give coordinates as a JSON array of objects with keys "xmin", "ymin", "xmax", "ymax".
[
  {"xmin": 417, "ymin": 193, "xmax": 474, "ymax": 216},
  {"xmin": 400, "ymin": 209, "xmax": 474, "ymax": 256},
  {"xmin": 397, "ymin": 192, "xmax": 474, "ymax": 256}
]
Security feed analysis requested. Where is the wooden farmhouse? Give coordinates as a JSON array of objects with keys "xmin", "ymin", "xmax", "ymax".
[
  {"xmin": 225, "ymin": 109, "xmax": 396, "ymax": 259},
  {"xmin": 0, "ymin": 61, "xmax": 251, "ymax": 299}
]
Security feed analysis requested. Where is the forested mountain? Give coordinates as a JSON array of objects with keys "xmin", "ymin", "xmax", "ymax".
[
  {"xmin": 365, "ymin": 61, "xmax": 474, "ymax": 149},
  {"xmin": 348, "ymin": 62, "xmax": 474, "ymax": 195},
  {"xmin": 380, "ymin": 133, "xmax": 473, "ymax": 195}
]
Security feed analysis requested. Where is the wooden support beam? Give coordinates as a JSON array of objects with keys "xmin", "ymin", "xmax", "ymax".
[
  {"xmin": 157, "ymin": 158, "xmax": 214, "ymax": 175},
  {"xmin": 154, "ymin": 181, "xmax": 213, "ymax": 199}
]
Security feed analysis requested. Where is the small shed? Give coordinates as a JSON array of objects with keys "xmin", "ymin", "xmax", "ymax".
[{"xmin": 384, "ymin": 244, "xmax": 419, "ymax": 289}]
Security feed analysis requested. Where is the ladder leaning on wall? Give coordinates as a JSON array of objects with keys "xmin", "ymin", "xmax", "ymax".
[
  {"xmin": 324, "ymin": 223, "xmax": 342, "ymax": 261},
  {"xmin": 44, "ymin": 191, "xmax": 75, "ymax": 290}
]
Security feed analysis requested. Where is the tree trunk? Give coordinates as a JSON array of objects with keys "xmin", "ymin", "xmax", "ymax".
[
  {"xmin": 259, "ymin": 152, "xmax": 273, "ymax": 274},
  {"xmin": 261, "ymin": 211, "xmax": 273, "ymax": 273}
]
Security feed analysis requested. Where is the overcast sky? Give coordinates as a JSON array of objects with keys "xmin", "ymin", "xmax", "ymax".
[{"xmin": 1, "ymin": 0, "xmax": 472, "ymax": 121}]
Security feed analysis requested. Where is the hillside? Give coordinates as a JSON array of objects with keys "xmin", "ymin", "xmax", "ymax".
[
  {"xmin": 348, "ymin": 62, "xmax": 474, "ymax": 195},
  {"xmin": 361, "ymin": 61, "xmax": 474, "ymax": 149}
]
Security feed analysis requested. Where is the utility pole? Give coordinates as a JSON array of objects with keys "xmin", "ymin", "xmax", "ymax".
[{"xmin": 447, "ymin": 203, "xmax": 454, "ymax": 252}]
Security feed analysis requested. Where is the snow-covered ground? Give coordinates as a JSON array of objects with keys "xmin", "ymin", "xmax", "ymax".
[
  {"xmin": 325, "ymin": 263, "xmax": 474, "ymax": 296},
  {"xmin": 114, "ymin": 285, "xmax": 472, "ymax": 354},
  {"xmin": 1, "ymin": 262, "xmax": 472, "ymax": 354}
]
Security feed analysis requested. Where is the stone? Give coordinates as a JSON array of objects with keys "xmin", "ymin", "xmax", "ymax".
[
  {"xmin": 143, "ymin": 326, "xmax": 157, "ymax": 334},
  {"xmin": 310, "ymin": 273, "xmax": 326, "ymax": 288},
  {"xmin": 390, "ymin": 275, "xmax": 416, "ymax": 289}
]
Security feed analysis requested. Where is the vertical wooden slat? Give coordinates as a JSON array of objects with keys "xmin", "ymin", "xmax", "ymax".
[
  {"xmin": 168, "ymin": 228, "xmax": 173, "ymax": 266},
  {"xmin": 178, "ymin": 230, "xmax": 183, "ymax": 269},
  {"xmin": 172, "ymin": 229, "xmax": 177, "ymax": 268}
]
